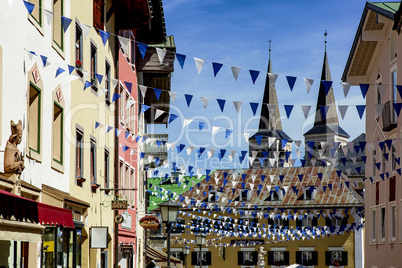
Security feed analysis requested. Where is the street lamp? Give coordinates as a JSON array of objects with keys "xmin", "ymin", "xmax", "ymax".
[
  {"xmin": 182, "ymin": 245, "xmax": 190, "ymax": 268},
  {"xmin": 159, "ymin": 200, "xmax": 180, "ymax": 268},
  {"xmin": 194, "ymin": 233, "xmax": 206, "ymax": 267}
]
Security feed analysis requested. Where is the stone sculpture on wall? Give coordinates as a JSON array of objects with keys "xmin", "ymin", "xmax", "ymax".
[{"xmin": 4, "ymin": 120, "xmax": 25, "ymax": 174}]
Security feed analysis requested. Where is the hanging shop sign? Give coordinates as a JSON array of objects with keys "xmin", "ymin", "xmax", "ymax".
[
  {"xmin": 111, "ymin": 200, "xmax": 128, "ymax": 210},
  {"xmin": 139, "ymin": 215, "xmax": 160, "ymax": 229}
]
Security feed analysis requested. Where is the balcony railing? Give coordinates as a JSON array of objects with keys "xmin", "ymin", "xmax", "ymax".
[
  {"xmin": 140, "ymin": 134, "xmax": 168, "ymax": 155},
  {"xmin": 382, "ymin": 100, "xmax": 397, "ymax": 131}
]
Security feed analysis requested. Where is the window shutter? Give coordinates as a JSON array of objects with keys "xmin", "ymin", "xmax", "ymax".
[
  {"xmin": 311, "ymin": 251, "xmax": 318, "ymax": 266},
  {"xmin": 342, "ymin": 251, "xmax": 348, "ymax": 266},
  {"xmin": 312, "ymin": 217, "xmax": 318, "ymax": 226},
  {"xmin": 295, "ymin": 251, "xmax": 301, "ymax": 264},
  {"xmin": 191, "ymin": 252, "xmax": 198, "ymax": 266},
  {"xmin": 325, "ymin": 217, "xmax": 331, "ymax": 226},
  {"xmin": 252, "ymin": 251, "xmax": 258, "ymax": 265},
  {"xmin": 296, "ymin": 219, "xmax": 302, "ymax": 227},
  {"xmin": 179, "ymin": 252, "xmax": 184, "ymax": 261},
  {"xmin": 206, "ymin": 252, "xmax": 212, "ymax": 265},
  {"xmin": 283, "ymin": 251, "xmax": 290, "ymax": 265},
  {"xmin": 237, "ymin": 251, "xmax": 243, "ymax": 265},
  {"xmin": 284, "ymin": 219, "xmax": 289, "ymax": 226},
  {"xmin": 390, "ymin": 176, "xmax": 396, "ymax": 202},
  {"xmin": 93, "ymin": 0, "xmax": 104, "ymax": 29},
  {"xmin": 267, "ymin": 251, "xmax": 273, "ymax": 265},
  {"xmin": 325, "ymin": 251, "xmax": 331, "ymax": 266}
]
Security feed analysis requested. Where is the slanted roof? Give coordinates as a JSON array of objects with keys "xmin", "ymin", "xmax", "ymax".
[
  {"xmin": 183, "ymin": 167, "xmax": 364, "ymax": 209},
  {"xmin": 250, "ymin": 129, "xmax": 293, "ymax": 142},
  {"xmin": 303, "ymin": 124, "xmax": 350, "ymax": 138},
  {"xmin": 342, "ymin": 1, "xmax": 400, "ymax": 81}
]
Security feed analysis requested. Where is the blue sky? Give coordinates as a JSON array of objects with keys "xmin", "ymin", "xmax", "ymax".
[{"xmin": 150, "ymin": 0, "xmax": 374, "ymax": 172}]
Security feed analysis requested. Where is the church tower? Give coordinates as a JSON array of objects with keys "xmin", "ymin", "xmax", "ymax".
[
  {"xmin": 303, "ymin": 34, "xmax": 349, "ymax": 166},
  {"xmin": 249, "ymin": 42, "xmax": 292, "ymax": 168}
]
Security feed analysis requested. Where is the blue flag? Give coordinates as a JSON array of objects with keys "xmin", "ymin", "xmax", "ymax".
[
  {"xmin": 250, "ymin": 102, "xmax": 259, "ymax": 116},
  {"xmin": 185, "ymin": 94, "xmax": 193, "ymax": 107},
  {"xmin": 286, "ymin": 76, "xmax": 297, "ymax": 91},
  {"xmin": 284, "ymin": 105, "xmax": 293, "ymax": 119},
  {"xmin": 322, "ymin": 80, "xmax": 333, "ymax": 95},
  {"xmin": 359, "ymin": 83, "xmax": 370, "ymax": 99},
  {"xmin": 212, "ymin": 62, "xmax": 223, "ymax": 77},
  {"xmin": 61, "ymin": 16, "xmax": 72, "ymax": 33},
  {"xmin": 217, "ymin": 99, "xmax": 226, "ymax": 112},
  {"xmin": 249, "ymin": 70, "xmax": 260, "ymax": 84},
  {"xmin": 99, "ymin": 30, "xmax": 110, "ymax": 46},
  {"xmin": 137, "ymin": 42, "xmax": 148, "ymax": 59},
  {"xmin": 153, "ymin": 88, "xmax": 162, "ymax": 101}
]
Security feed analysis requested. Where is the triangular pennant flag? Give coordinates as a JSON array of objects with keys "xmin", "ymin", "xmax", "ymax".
[
  {"xmin": 140, "ymin": 104, "xmax": 150, "ymax": 113},
  {"xmin": 44, "ymin": 9, "xmax": 54, "ymax": 25},
  {"xmin": 284, "ymin": 105, "xmax": 293, "ymax": 119},
  {"xmin": 217, "ymin": 99, "xmax": 226, "ymax": 112},
  {"xmin": 156, "ymin": 48, "xmax": 167, "ymax": 64},
  {"xmin": 118, "ymin": 36, "xmax": 129, "ymax": 54},
  {"xmin": 281, "ymin": 139, "xmax": 288, "ymax": 149},
  {"xmin": 225, "ymin": 129, "xmax": 233, "ymax": 139},
  {"xmin": 55, "ymin": 67, "xmax": 65, "ymax": 78},
  {"xmin": 341, "ymin": 82, "xmax": 351, "ymax": 97},
  {"xmin": 303, "ymin": 78, "xmax": 314, "ymax": 94},
  {"xmin": 23, "ymin": 1, "xmax": 35, "ymax": 14},
  {"xmin": 286, "ymin": 76, "xmax": 297, "ymax": 91},
  {"xmin": 95, "ymin": 122, "xmax": 101, "ymax": 129},
  {"xmin": 61, "ymin": 16, "xmax": 72, "ymax": 33},
  {"xmin": 183, "ymin": 118, "xmax": 193, "ymax": 127},
  {"xmin": 200, "ymin": 97, "xmax": 209, "ymax": 109},
  {"xmin": 322, "ymin": 81, "xmax": 333, "ymax": 95},
  {"xmin": 168, "ymin": 114, "xmax": 178, "ymax": 124},
  {"xmin": 393, "ymin": 103, "xmax": 402, "ymax": 117},
  {"xmin": 194, "ymin": 57, "xmax": 205, "ymax": 74},
  {"xmin": 106, "ymin": 126, "xmax": 113, "ymax": 133},
  {"xmin": 199, "ymin": 122, "xmax": 206, "ymax": 131},
  {"xmin": 185, "ymin": 94, "xmax": 193, "ymax": 107},
  {"xmin": 212, "ymin": 62, "xmax": 223, "ymax": 77},
  {"xmin": 212, "ymin": 126, "xmax": 221, "ymax": 135},
  {"xmin": 268, "ymin": 73, "xmax": 278, "ymax": 86},
  {"xmin": 320, "ymin": 106, "xmax": 330, "ymax": 120},
  {"xmin": 397, "ymin": 85, "xmax": 402, "ymax": 99},
  {"xmin": 169, "ymin": 91, "xmax": 177, "ymax": 104},
  {"xmin": 356, "ymin": 105, "xmax": 366, "ymax": 119},
  {"xmin": 255, "ymin": 135, "xmax": 263, "ymax": 146},
  {"xmin": 154, "ymin": 109, "xmax": 164, "ymax": 120},
  {"xmin": 96, "ymin": 73, "xmax": 104, "ymax": 84},
  {"xmin": 301, "ymin": 105, "xmax": 311, "ymax": 119},
  {"xmin": 176, "ymin": 53, "xmax": 186, "ymax": 69},
  {"xmin": 40, "ymin": 55, "xmax": 48, "ymax": 67},
  {"xmin": 250, "ymin": 102, "xmax": 259, "ymax": 116},
  {"xmin": 359, "ymin": 84, "xmax": 370, "ymax": 99},
  {"xmin": 268, "ymin": 137, "xmax": 276, "ymax": 148},
  {"xmin": 84, "ymin": 81, "xmax": 92, "ymax": 90},
  {"xmin": 137, "ymin": 42, "xmax": 148, "ymax": 59},
  {"xmin": 233, "ymin": 101, "xmax": 242, "ymax": 114},
  {"xmin": 249, "ymin": 70, "xmax": 260, "ymax": 84},
  {"xmin": 153, "ymin": 88, "xmax": 162, "ymax": 101},
  {"xmin": 375, "ymin": 104, "xmax": 384, "ymax": 117},
  {"xmin": 99, "ymin": 30, "xmax": 110, "ymax": 46},
  {"xmin": 231, "ymin": 66, "xmax": 241, "ymax": 81},
  {"xmin": 68, "ymin": 65, "xmax": 75, "ymax": 75},
  {"xmin": 338, "ymin": 105, "xmax": 348, "ymax": 120},
  {"xmin": 139, "ymin": 85, "xmax": 147, "ymax": 98}
]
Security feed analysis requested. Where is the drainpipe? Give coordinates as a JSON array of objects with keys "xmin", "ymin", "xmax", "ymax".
[{"xmin": 114, "ymin": 25, "xmax": 120, "ymax": 268}]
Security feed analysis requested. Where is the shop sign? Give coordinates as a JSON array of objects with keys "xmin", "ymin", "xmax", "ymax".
[
  {"xmin": 139, "ymin": 215, "xmax": 160, "ymax": 229},
  {"xmin": 111, "ymin": 200, "xmax": 128, "ymax": 210}
]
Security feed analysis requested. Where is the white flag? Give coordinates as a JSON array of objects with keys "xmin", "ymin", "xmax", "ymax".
[
  {"xmin": 139, "ymin": 85, "xmax": 147, "ymax": 98},
  {"xmin": 231, "ymin": 66, "xmax": 241, "ymax": 81},
  {"xmin": 212, "ymin": 126, "xmax": 220, "ymax": 135},
  {"xmin": 45, "ymin": 10, "xmax": 54, "ymax": 25},
  {"xmin": 118, "ymin": 36, "xmax": 130, "ymax": 55},
  {"xmin": 183, "ymin": 118, "xmax": 193, "ymax": 127},
  {"xmin": 301, "ymin": 105, "xmax": 311, "ymax": 119},
  {"xmin": 154, "ymin": 109, "xmax": 164, "ymax": 120},
  {"xmin": 156, "ymin": 47, "xmax": 167, "ymax": 65},
  {"xmin": 341, "ymin": 82, "xmax": 351, "ymax": 97},
  {"xmin": 200, "ymin": 97, "xmax": 209, "ymax": 109},
  {"xmin": 268, "ymin": 73, "xmax": 278, "ymax": 86},
  {"xmin": 194, "ymin": 57, "xmax": 205, "ymax": 74},
  {"xmin": 233, "ymin": 101, "xmax": 242, "ymax": 114},
  {"xmin": 303, "ymin": 78, "xmax": 314, "ymax": 94}
]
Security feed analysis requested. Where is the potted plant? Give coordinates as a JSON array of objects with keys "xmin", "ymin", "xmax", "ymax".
[{"xmin": 75, "ymin": 60, "xmax": 83, "ymax": 77}]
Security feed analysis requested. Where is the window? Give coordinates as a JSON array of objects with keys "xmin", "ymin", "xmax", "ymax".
[
  {"xmin": 75, "ymin": 24, "xmax": 83, "ymax": 67},
  {"xmin": 52, "ymin": 102, "xmax": 63, "ymax": 165},
  {"xmin": 376, "ymin": 181, "xmax": 380, "ymax": 206},
  {"xmin": 297, "ymin": 215, "xmax": 318, "ymax": 228},
  {"xmin": 235, "ymin": 189, "xmax": 251, "ymax": 202},
  {"xmin": 237, "ymin": 250, "xmax": 257, "ymax": 266},
  {"xmin": 390, "ymin": 175, "xmax": 396, "ymax": 202},
  {"xmin": 377, "ymin": 83, "xmax": 382, "ymax": 105},
  {"xmin": 75, "ymin": 129, "xmax": 83, "ymax": 180},
  {"xmin": 104, "ymin": 149, "xmax": 109, "ymax": 189},
  {"xmin": 325, "ymin": 250, "xmax": 348, "ymax": 266},
  {"xmin": 169, "ymin": 249, "xmax": 184, "ymax": 262},
  {"xmin": 380, "ymin": 207, "xmax": 386, "ymax": 242},
  {"xmin": 390, "ymin": 205, "xmax": 396, "ymax": 241},
  {"xmin": 93, "ymin": 0, "xmax": 105, "ymax": 30},
  {"xmin": 53, "ymin": 0, "xmax": 63, "ymax": 51},
  {"xmin": 90, "ymin": 43, "xmax": 97, "ymax": 85},
  {"xmin": 325, "ymin": 216, "xmax": 347, "ymax": 227},
  {"xmin": 296, "ymin": 249, "xmax": 317, "ymax": 266},
  {"xmin": 371, "ymin": 210, "xmax": 376, "ymax": 242},
  {"xmin": 391, "ymin": 30, "xmax": 398, "ymax": 61},
  {"xmin": 90, "ymin": 139, "xmax": 96, "ymax": 184},
  {"xmin": 265, "ymin": 189, "xmax": 283, "ymax": 201},
  {"xmin": 268, "ymin": 217, "xmax": 289, "ymax": 228},
  {"xmin": 125, "ymin": 164, "xmax": 130, "ymax": 200},
  {"xmin": 125, "ymin": 91, "xmax": 130, "ymax": 128},
  {"xmin": 191, "ymin": 250, "xmax": 211, "ymax": 267},
  {"xmin": 267, "ymin": 248, "xmax": 289, "ymax": 266},
  {"xmin": 28, "ymin": 82, "xmax": 41, "ymax": 155},
  {"xmin": 172, "ymin": 218, "xmax": 186, "ymax": 234},
  {"xmin": 105, "ymin": 61, "xmax": 111, "ymax": 103},
  {"xmin": 119, "ymin": 161, "xmax": 124, "ymax": 197},
  {"xmin": 119, "ymin": 30, "xmax": 136, "ymax": 65},
  {"xmin": 130, "ymin": 168, "xmax": 135, "ymax": 204},
  {"xmin": 372, "ymin": 150, "xmax": 377, "ymax": 177},
  {"xmin": 119, "ymin": 84, "xmax": 124, "ymax": 123},
  {"xmin": 29, "ymin": 0, "xmax": 42, "ymax": 26},
  {"xmin": 297, "ymin": 187, "xmax": 315, "ymax": 201}
]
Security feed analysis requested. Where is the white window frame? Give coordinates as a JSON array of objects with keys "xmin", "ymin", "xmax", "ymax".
[
  {"xmin": 298, "ymin": 247, "xmax": 315, "ymax": 268},
  {"xmin": 327, "ymin": 247, "xmax": 345, "ymax": 268},
  {"xmin": 270, "ymin": 247, "xmax": 286, "ymax": 268},
  {"xmin": 240, "ymin": 248, "xmax": 256, "ymax": 268},
  {"xmin": 371, "ymin": 208, "xmax": 376, "ymax": 243},
  {"xmin": 194, "ymin": 247, "xmax": 209, "ymax": 268}
]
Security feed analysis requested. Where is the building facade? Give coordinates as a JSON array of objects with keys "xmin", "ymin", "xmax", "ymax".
[{"xmin": 342, "ymin": 2, "xmax": 402, "ymax": 267}]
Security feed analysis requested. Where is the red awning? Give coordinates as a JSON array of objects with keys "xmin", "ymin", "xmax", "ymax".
[
  {"xmin": 0, "ymin": 189, "xmax": 73, "ymax": 227},
  {"xmin": 0, "ymin": 189, "xmax": 38, "ymax": 223},
  {"xmin": 37, "ymin": 202, "xmax": 74, "ymax": 228}
]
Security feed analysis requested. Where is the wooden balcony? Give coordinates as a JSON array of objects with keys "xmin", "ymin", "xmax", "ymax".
[{"xmin": 136, "ymin": 36, "xmax": 176, "ymax": 73}]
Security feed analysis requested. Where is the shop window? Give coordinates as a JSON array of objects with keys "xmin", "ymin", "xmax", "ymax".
[
  {"xmin": 267, "ymin": 249, "xmax": 289, "ymax": 266},
  {"xmin": 52, "ymin": 102, "xmax": 63, "ymax": 165},
  {"xmin": 104, "ymin": 149, "xmax": 109, "ymax": 190},
  {"xmin": 296, "ymin": 249, "xmax": 317, "ymax": 266},
  {"xmin": 53, "ymin": 0, "xmax": 63, "ymax": 51},
  {"xmin": 29, "ymin": 0, "xmax": 42, "ymax": 26},
  {"xmin": 325, "ymin": 250, "xmax": 348, "ymax": 266},
  {"xmin": 75, "ymin": 129, "xmax": 84, "ymax": 182},
  {"xmin": 191, "ymin": 250, "xmax": 211, "ymax": 268},
  {"xmin": 90, "ymin": 138, "xmax": 97, "ymax": 185},
  {"xmin": 93, "ymin": 0, "xmax": 105, "ymax": 30},
  {"xmin": 237, "ymin": 250, "xmax": 258, "ymax": 266},
  {"xmin": 28, "ymin": 83, "xmax": 41, "ymax": 155}
]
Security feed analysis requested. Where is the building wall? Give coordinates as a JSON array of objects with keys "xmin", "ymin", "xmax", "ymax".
[
  {"xmin": 346, "ymin": 13, "xmax": 402, "ymax": 267},
  {"xmin": 69, "ymin": 0, "xmax": 117, "ymax": 267}
]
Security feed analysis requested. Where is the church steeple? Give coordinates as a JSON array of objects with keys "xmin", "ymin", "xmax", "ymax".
[{"xmin": 258, "ymin": 40, "xmax": 282, "ymax": 131}]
